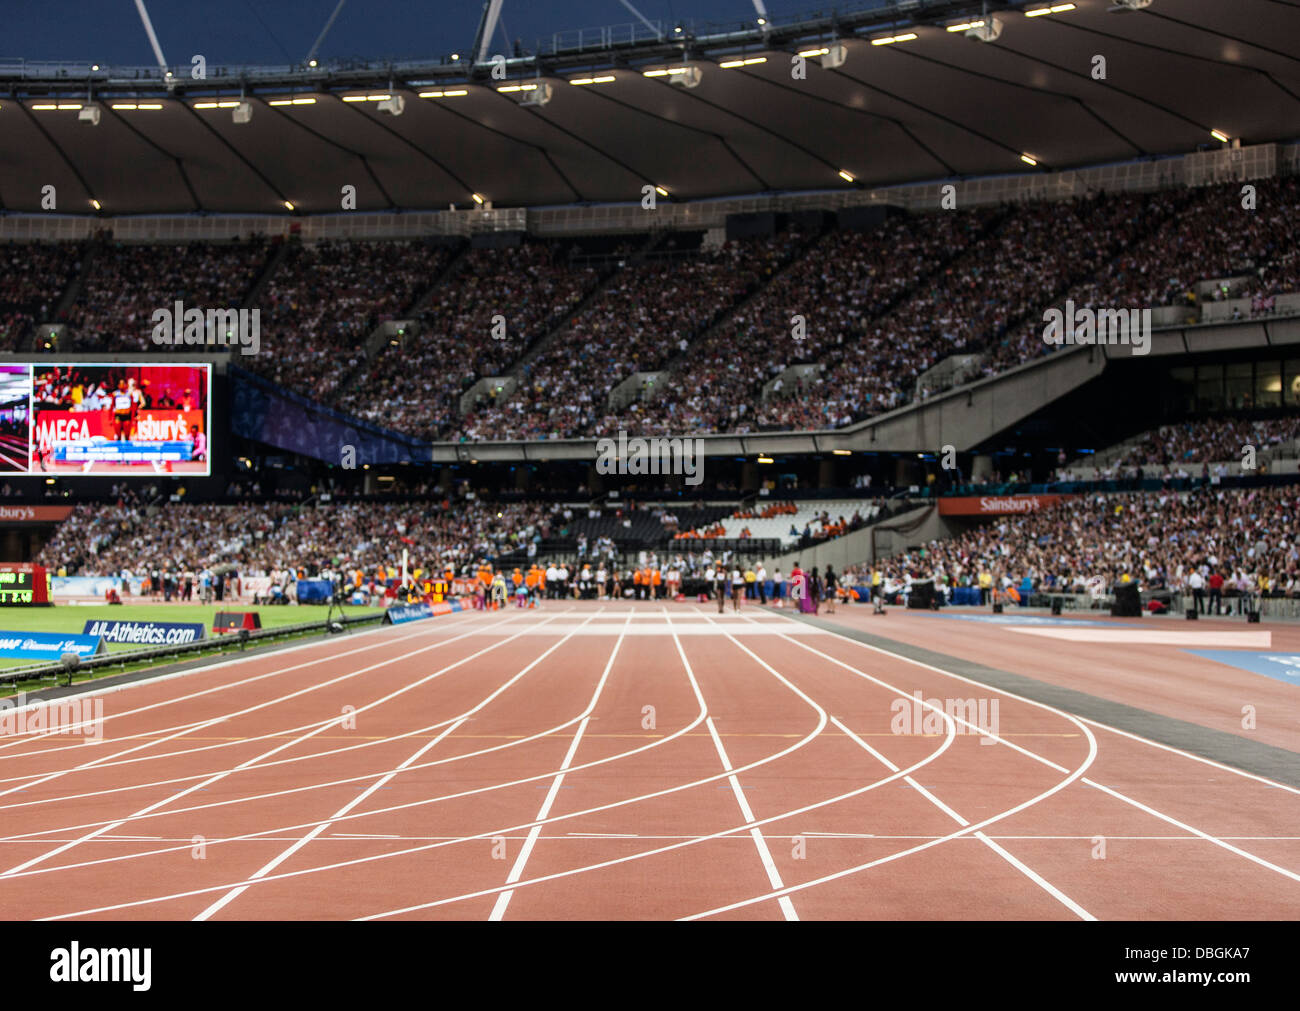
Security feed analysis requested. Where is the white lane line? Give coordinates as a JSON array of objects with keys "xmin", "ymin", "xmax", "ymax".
[
  {"xmin": 205, "ymin": 608, "xmax": 619, "ymax": 921},
  {"xmin": 489, "ymin": 611, "xmax": 632, "ymax": 920},
  {"xmin": 833, "ymin": 717, "xmax": 1095, "ymax": 921},
  {"xmin": 704, "ymin": 715, "xmax": 798, "ymax": 921},
  {"xmin": 2, "ymin": 610, "xmax": 572, "ymax": 877},
  {"xmin": 0, "ymin": 620, "xmax": 438, "ymax": 760},
  {"xmin": 34, "ymin": 610, "xmax": 849, "ymax": 920},
  {"xmin": 0, "ymin": 619, "xmax": 581, "ymax": 813},
  {"xmin": 788, "ymin": 614, "xmax": 1300, "ymax": 872}
]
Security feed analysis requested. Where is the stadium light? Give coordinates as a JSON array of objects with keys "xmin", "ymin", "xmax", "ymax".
[
  {"xmin": 570, "ymin": 76, "xmax": 616, "ymax": 86},
  {"xmin": 418, "ymin": 89, "xmax": 468, "ymax": 98},
  {"xmin": 90, "ymin": 199, "xmax": 101, "ymax": 210},
  {"xmin": 832, "ymin": 449, "xmax": 852, "ymax": 456},
  {"xmin": 644, "ymin": 65, "xmax": 702, "ymax": 88},
  {"xmin": 718, "ymin": 57, "xmax": 766, "ymax": 69},
  {"xmin": 1026, "ymin": 3, "xmax": 1078, "ymax": 15},
  {"xmin": 283, "ymin": 200, "xmax": 295, "ymax": 211},
  {"xmin": 871, "ymin": 32, "xmax": 917, "ymax": 46},
  {"xmin": 472, "ymin": 193, "xmax": 485, "ymax": 204},
  {"xmin": 838, "ymin": 169, "xmax": 855, "ymax": 182},
  {"xmin": 1020, "ymin": 154, "xmax": 1038, "ymax": 166},
  {"xmin": 757, "ymin": 456, "xmax": 774, "ymax": 464},
  {"xmin": 654, "ymin": 185, "xmax": 668, "ymax": 197},
  {"xmin": 1210, "ymin": 128, "xmax": 1229, "ymax": 143}
]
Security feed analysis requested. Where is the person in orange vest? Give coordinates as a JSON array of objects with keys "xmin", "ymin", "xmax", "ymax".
[
  {"xmin": 651, "ymin": 565, "xmax": 663, "ymax": 600},
  {"xmin": 525, "ymin": 564, "xmax": 542, "ymax": 609},
  {"xmin": 632, "ymin": 568, "xmax": 643, "ymax": 600}
]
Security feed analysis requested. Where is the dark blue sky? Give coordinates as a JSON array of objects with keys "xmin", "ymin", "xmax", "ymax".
[{"xmin": 7, "ymin": 1, "xmax": 835, "ymax": 66}]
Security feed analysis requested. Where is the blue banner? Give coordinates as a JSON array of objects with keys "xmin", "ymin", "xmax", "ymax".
[
  {"xmin": 383, "ymin": 602, "xmax": 434, "ymax": 625},
  {"xmin": 0, "ymin": 631, "xmax": 107, "ymax": 660},
  {"xmin": 229, "ymin": 364, "xmax": 427, "ymax": 466},
  {"xmin": 82, "ymin": 619, "xmax": 206, "ymax": 646}
]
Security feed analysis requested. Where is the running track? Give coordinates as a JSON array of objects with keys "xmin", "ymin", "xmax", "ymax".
[{"xmin": 0, "ymin": 601, "xmax": 1297, "ymax": 920}]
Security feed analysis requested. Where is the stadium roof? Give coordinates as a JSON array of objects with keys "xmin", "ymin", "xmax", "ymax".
[{"xmin": 1, "ymin": 0, "xmax": 1297, "ymax": 216}]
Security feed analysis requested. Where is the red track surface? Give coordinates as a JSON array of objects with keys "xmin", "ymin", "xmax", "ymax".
[{"xmin": 0, "ymin": 601, "xmax": 1296, "ymax": 921}]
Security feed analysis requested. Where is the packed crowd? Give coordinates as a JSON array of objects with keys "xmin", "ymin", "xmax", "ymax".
[
  {"xmin": 455, "ymin": 232, "xmax": 807, "ymax": 441},
  {"xmin": 335, "ymin": 243, "xmax": 599, "ymax": 438},
  {"xmin": 66, "ymin": 240, "xmax": 268, "ymax": 352},
  {"xmin": 15, "ymin": 174, "xmax": 1299, "ymax": 444},
  {"xmin": 635, "ymin": 211, "xmax": 994, "ymax": 433},
  {"xmin": 248, "ymin": 240, "xmax": 450, "ymax": 398},
  {"xmin": 39, "ymin": 496, "xmax": 556, "ymax": 581},
  {"xmin": 990, "ymin": 176, "xmax": 1300, "ymax": 374},
  {"xmin": 1089, "ymin": 415, "xmax": 1300, "ymax": 470},
  {"xmin": 0, "ymin": 241, "xmax": 84, "ymax": 351},
  {"xmin": 870, "ymin": 485, "xmax": 1300, "ymax": 600}
]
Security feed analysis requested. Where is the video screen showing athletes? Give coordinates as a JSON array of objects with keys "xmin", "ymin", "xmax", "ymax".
[
  {"xmin": 30, "ymin": 363, "xmax": 211, "ymax": 475},
  {"xmin": 0, "ymin": 366, "xmax": 32, "ymax": 473}
]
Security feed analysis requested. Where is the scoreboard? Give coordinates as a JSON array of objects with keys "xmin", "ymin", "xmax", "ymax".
[{"xmin": 0, "ymin": 565, "xmax": 52, "ymax": 606}]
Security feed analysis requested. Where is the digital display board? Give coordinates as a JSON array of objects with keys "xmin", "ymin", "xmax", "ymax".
[
  {"xmin": 24, "ymin": 363, "xmax": 213, "ymax": 476},
  {"xmin": 0, "ymin": 565, "xmax": 52, "ymax": 606}
]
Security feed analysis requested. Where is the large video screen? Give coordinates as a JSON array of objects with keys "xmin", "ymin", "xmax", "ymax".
[{"xmin": 22, "ymin": 363, "xmax": 212, "ymax": 476}]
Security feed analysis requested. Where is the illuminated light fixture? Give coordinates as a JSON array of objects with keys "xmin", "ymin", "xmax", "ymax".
[
  {"xmin": 570, "ymin": 75, "xmax": 616, "ymax": 85},
  {"xmin": 757, "ymin": 17, "xmax": 767, "ymax": 26},
  {"xmin": 643, "ymin": 65, "xmax": 702, "ymax": 88},
  {"xmin": 90, "ymin": 199, "xmax": 102, "ymax": 210},
  {"xmin": 268, "ymin": 97, "xmax": 317, "ymax": 106},
  {"xmin": 655, "ymin": 185, "xmax": 668, "ymax": 197},
  {"xmin": 194, "ymin": 100, "xmax": 239, "ymax": 109},
  {"xmin": 1026, "ymin": 2, "xmax": 1077, "ymax": 15},
  {"xmin": 947, "ymin": 19, "xmax": 984, "ymax": 31},
  {"xmin": 343, "ymin": 94, "xmax": 392, "ymax": 103},
  {"xmin": 718, "ymin": 57, "xmax": 767, "ymax": 68},
  {"xmin": 838, "ymin": 169, "xmax": 855, "ymax": 182},
  {"xmin": 757, "ymin": 456, "xmax": 775, "ymax": 464},
  {"xmin": 31, "ymin": 105, "xmax": 57, "ymax": 110},
  {"xmin": 1021, "ymin": 154, "xmax": 1038, "ymax": 166},
  {"xmin": 471, "ymin": 193, "xmax": 485, "ymax": 204},
  {"xmin": 497, "ymin": 82, "xmax": 541, "ymax": 92},
  {"xmin": 59, "ymin": 103, "xmax": 84, "ymax": 110},
  {"xmin": 832, "ymin": 449, "xmax": 852, "ymax": 456},
  {"xmin": 91, "ymin": 64, "xmax": 100, "ymax": 71},
  {"xmin": 798, "ymin": 47, "xmax": 829, "ymax": 57},
  {"xmin": 283, "ymin": 200, "xmax": 295, "ymax": 211},
  {"xmin": 1210, "ymin": 128, "xmax": 1229, "ymax": 143},
  {"xmin": 451, "ymin": 53, "xmax": 460, "ymax": 60},
  {"xmin": 418, "ymin": 89, "xmax": 468, "ymax": 98},
  {"xmin": 871, "ymin": 32, "xmax": 917, "ymax": 46},
  {"xmin": 308, "ymin": 58, "xmax": 318, "ymax": 67}
]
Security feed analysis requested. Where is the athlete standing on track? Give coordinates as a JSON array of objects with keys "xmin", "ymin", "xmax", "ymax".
[{"xmin": 110, "ymin": 380, "xmax": 134, "ymax": 441}]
